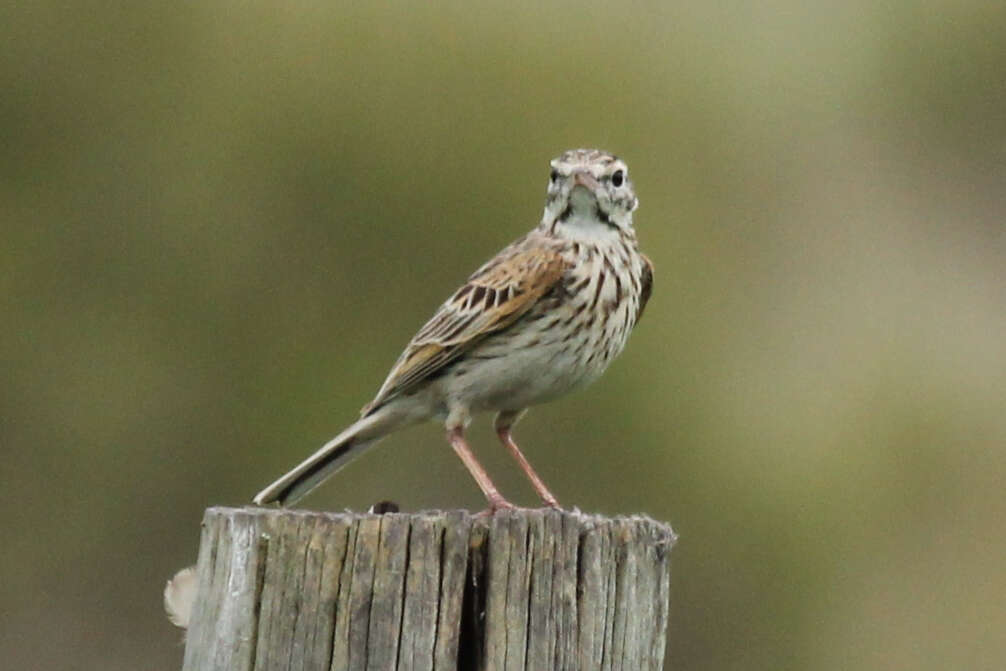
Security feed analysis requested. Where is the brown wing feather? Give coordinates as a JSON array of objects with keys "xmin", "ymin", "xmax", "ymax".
[
  {"xmin": 635, "ymin": 253, "xmax": 654, "ymax": 324},
  {"xmin": 362, "ymin": 242, "xmax": 568, "ymax": 415}
]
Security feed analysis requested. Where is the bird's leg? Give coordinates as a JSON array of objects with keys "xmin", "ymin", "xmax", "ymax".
[
  {"xmin": 446, "ymin": 426, "xmax": 515, "ymax": 512},
  {"xmin": 494, "ymin": 410, "xmax": 561, "ymax": 509}
]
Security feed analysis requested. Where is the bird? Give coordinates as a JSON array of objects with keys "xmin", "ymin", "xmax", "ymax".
[{"xmin": 253, "ymin": 148, "xmax": 653, "ymax": 511}]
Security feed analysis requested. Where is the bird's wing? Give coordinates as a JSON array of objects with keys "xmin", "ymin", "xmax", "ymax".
[
  {"xmin": 635, "ymin": 253, "xmax": 654, "ymax": 324},
  {"xmin": 362, "ymin": 242, "xmax": 568, "ymax": 415}
]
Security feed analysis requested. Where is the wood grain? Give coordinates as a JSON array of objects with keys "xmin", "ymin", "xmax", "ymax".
[{"xmin": 181, "ymin": 507, "xmax": 676, "ymax": 671}]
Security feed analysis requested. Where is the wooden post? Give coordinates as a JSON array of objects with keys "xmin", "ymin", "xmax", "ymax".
[{"xmin": 181, "ymin": 507, "xmax": 676, "ymax": 671}]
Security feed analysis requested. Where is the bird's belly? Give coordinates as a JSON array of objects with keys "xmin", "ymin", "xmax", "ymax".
[
  {"xmin": 441, "ymin": 320, "xmax": 631, "ymax": 413},
  {"xmin": 466, "ymin": 353, "xmax": 585, "ymax": 410}
]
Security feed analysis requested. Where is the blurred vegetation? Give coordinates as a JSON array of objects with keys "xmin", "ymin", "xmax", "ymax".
[{"xmin": 2, "ymin": 2, "xmax": 1004, "ymax": 670}]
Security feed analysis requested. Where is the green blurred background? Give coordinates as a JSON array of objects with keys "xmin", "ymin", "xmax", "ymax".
[{"xmin": 3, "ymin": 2, "xmax": 1004, "ymax": 669}]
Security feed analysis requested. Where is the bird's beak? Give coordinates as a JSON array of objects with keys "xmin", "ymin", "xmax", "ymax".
[{"xmin": 572, "ymin": 170, "xmax": 601, "ymax": 192}]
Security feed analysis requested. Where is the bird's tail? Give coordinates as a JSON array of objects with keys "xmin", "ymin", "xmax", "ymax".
[{"xmin": 253, "ymin": 407, "xmax": 405, "ymax": 506}]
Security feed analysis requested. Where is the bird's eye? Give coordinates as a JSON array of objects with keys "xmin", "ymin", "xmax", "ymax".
[
  {"xmin": 550, "ymin": 169, "xmax": 559, "ymax": 183},
  {"xmin": 611, "ymin": 170, "xmax": 625, "ymax": 187}
]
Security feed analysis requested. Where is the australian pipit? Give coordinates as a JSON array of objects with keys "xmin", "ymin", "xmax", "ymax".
[{"xmin": 254, "ymin": 149, "xmax": 653, "ymax": 511}]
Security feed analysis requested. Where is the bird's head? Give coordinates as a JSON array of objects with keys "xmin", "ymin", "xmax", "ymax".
[{"xmin": 541, "ymin": 148, "xmax": 638, "ymax": 236}]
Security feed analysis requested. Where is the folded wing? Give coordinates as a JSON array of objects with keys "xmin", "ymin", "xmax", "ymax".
[
  {"xmin": 362, "ymin": 242, "xmax": 568, "ymax": 415},
  {"xmin": 635, "ymin": 253, "xmax": 654, "ymax": 324}
]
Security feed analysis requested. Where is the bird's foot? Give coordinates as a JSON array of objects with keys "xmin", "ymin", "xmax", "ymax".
[
  {"xmin": 540, "ymin": 495, "xmax": 561, "ymax": 510},
  {"xmin": 473, "ymin": 496, "xmax": 517, "ymax": 517}
]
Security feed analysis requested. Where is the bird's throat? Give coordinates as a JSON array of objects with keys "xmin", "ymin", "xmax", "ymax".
[{"xmin": 551, "ymin": 206, "xmax": 622, "ymax": 242}]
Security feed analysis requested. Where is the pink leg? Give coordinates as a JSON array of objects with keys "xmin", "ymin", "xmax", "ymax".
[
  {"xmin": 447, "ymin": 426, "xmax": 515, "ymax": 512},
  {"xmin": 495, "ymin": 411, "xmax": 560, "ymax": 509}
]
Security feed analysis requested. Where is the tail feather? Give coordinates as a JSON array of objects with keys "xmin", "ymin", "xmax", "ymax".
[{"xmin": 253, "ymin": 410, "xmax": 397, "ymax": 506}]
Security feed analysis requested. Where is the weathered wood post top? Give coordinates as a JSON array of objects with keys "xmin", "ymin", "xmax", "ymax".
[{"xmin": 182, "ymin": 506, "xmax": 676, "ymax": 671}]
